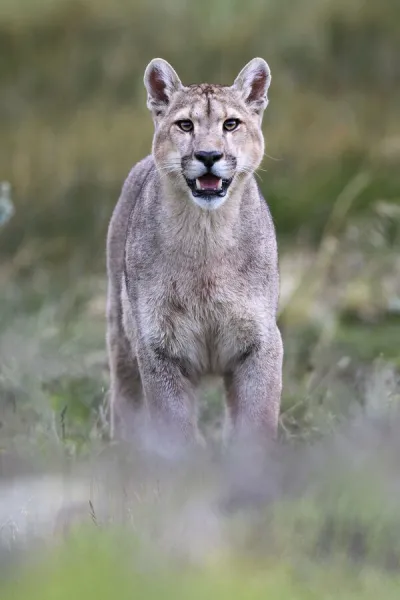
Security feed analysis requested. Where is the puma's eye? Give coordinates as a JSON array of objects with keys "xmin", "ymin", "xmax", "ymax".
[
  {"xmin": 176, "ymin": 120, "xmax": 194, "ymax": 132},
  {"xmin": 223, "ymin": 118, "xmax": 240, "ymax": 132}
]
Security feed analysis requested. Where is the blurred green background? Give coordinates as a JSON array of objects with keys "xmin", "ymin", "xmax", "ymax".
[
  {"xmin": 1, "ymin": 0, "xmax": 399, "ymax": 275},
  {"xmin": 0, "ymin": 1, "xmax": 400, "ymax": 596},
  {"xmin": 0, "ymin": 0, "xmax": 399, "ymax": 452}
]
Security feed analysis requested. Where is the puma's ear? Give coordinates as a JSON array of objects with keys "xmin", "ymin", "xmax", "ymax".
[
  {"xmin": 144, "ymin": 58, "xmax": 183, "ymax": 116},
  {"xmin": 232, "ymin": 57, "xmax": 271, "ymax": 114}
]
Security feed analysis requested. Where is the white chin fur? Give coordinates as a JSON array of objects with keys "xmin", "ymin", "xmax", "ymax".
[{"xmin": 190, "ymin": 195, "xmax": 227, "ymax": 211}]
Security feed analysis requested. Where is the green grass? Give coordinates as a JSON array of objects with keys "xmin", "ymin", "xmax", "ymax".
[
  {"xmin": 3, "ymin": 430, "xmax": 400, "ymax": 597},
  {"xmin": 3, "ymin": 464, "xmax": 400, "ymax": 600},
  {"xmin": 3, "ymin": 535, "xmax": 400, "ymax": 600}
]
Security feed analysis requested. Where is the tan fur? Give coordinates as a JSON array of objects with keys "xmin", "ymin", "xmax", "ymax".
[{"xmin": 106, "ymin": 58, "xmax": 283, "ymax": 458}]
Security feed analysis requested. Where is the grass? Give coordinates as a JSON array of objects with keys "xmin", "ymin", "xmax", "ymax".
[
  {"xmin": 3, "ymin": 533, "xmax": 400, "ymax": 600},
  {"xmin": 3, "ymin": 430, "xmax": 400, "ymax": 598}
]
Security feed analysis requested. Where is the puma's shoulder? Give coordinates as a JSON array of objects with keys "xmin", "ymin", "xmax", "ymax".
[
  {"xmin": 120, "ymin": 155, "xmax": 156, "ymax": 200},
  {"xmin": 106, "ymin": 155, "xmax": 155, "ymax": 287}
]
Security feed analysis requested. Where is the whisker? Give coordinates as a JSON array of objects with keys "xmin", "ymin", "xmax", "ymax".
[
  {"xmin": 157, "ymin": 166, "xmax": 181, "ymax": 174},
  {"xmin": 157, "ymin": 160, "xmax": 182, "ymax": 168},
  {"xmin": 158, "ymin": 169, "xmax": 183, "ymax": 184},
  {"xmin": 157, "ymin": 165, "xmax": 182, "ymax": 171},
  {"xmin": 263, "ymin": 152, "xmax": 281, "ymax": 162}
]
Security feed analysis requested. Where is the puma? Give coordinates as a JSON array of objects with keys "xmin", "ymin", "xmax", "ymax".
[{"xmin": 106, "ymin": 57, "xmax": 283, "ymax": 458}]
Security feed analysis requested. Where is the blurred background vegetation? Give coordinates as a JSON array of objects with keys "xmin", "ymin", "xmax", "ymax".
[
  {"xmin": 0, "ymin": 0, "xmax": 399, "ymax": 454},
  {"xmin": 0, "ymin": 1, "xmax": 400, "ymax": 596}
]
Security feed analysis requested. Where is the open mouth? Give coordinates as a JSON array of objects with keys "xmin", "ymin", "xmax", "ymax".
[{"xmin": 185, "ymin": 174, "xmax": 232, "ymax": 199}]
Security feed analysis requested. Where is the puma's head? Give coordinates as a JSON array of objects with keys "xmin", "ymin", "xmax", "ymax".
[{"xmin": 144, "ymin": 57, "xmax": 271, "ymax": 210}]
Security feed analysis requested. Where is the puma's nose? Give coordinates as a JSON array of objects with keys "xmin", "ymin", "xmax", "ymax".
[{"xmin": 194, "ymin": 151, "xmax": 223, "ymax": 168}]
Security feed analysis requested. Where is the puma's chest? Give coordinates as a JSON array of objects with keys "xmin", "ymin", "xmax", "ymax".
[{"xmin": 138, "ymin": 267, "xmax": 264, "ymax": 376}]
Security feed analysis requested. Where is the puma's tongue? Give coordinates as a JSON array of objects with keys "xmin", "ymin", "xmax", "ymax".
[{"xmin": 196, "ymin": 174, "xmax": 222, "ymax": 191}]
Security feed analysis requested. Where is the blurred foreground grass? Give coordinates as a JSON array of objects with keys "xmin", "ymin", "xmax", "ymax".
[
  {"xmin": 2, "ymin": 532, "xmax": 400, "ymax": 600},
  {"xmin": 3, "ymin": 439, "xmax": 400, "ymax": 600}
]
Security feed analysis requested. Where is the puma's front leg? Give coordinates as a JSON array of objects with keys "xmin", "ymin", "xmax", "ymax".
[
  {"xmin": 137, "ymin": 344, "xmax": 203, "ymax": 460},
  {"xmin": 224, "ymin": 325, "xmax": 283, "ymax": 450}
]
